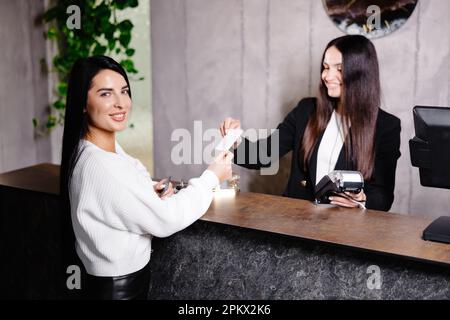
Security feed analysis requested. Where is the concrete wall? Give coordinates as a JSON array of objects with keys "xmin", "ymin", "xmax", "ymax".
[
  {"xmin": 151, "ymin": 0, "xmax": 450, "ymax": 218},
  {"xmin": 0, "ymin": 0, "xmax": 52, "ymax": 173}
]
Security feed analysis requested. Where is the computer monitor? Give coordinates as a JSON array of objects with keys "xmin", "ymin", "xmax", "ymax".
[
  {"xmin": 410, "ymin": 106, "xmax": 450, "ymax": 189},
  {"xmin": 410, "ymin": 106, "xmax": 450, "ymax": 244}
]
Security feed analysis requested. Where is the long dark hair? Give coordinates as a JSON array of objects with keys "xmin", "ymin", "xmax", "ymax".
[
  {"xmin": 59, "ymin": 56, "xmax": 131, "ymax": 276},
  {"xmin": 301, "ymin": 35, "xmax": 380, "ymax": 179}
]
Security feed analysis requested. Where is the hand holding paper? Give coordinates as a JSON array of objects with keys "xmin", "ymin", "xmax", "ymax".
[{"xmin": 215, "ymin": 128, "xmax": 243, "ymax": 151}]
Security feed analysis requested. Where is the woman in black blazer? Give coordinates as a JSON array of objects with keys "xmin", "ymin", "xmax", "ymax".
[{"xmin": 220, "ymin": 35, "xmax": 401, "ymax": 211}]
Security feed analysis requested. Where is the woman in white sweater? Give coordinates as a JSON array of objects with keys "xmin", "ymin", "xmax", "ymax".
[{"xmin": 60, "ymin": 56, "xmax": 233, "ymax": 300}]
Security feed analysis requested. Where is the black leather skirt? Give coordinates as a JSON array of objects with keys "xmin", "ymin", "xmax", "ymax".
[{"xmin": 82, "ymin": 262, "xmax": 151, "ymax": 300}]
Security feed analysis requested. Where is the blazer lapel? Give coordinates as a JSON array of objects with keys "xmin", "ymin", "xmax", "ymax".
[
  {"xmin": 333, "ymin": 147, "xmax": 346, "ymax": 171},
  {"xmin": 308, "ymin": 131, "xmax": 324, "ymax": 187}
]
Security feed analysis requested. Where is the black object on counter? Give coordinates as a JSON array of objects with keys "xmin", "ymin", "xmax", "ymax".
[{"xmin": 423, "ymin": 216, "xmax": 450, "ymax": 244}]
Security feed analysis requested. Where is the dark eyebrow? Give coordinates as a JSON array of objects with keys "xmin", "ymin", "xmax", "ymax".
[
  {"xmin": 323, "ymin": 62, "xmax": 342, "ymax": 67},
  {"xmin": 97, "ymin": 88, "xmax": 113, "ymax": 93},
  {"xmin": 96, "ymin": 85, "xmax": 129, "ymax": 93}
]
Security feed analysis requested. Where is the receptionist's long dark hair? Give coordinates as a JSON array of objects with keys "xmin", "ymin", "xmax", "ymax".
[
  {"xmin": 301, "ymin": 35, "xmax": 380, "ymax": 180},
  {"xmin": 59, "ymin": 56, "xmax": 131, "ymax": 277}
]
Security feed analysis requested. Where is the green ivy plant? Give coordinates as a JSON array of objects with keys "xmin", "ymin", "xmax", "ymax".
[{"xmin": 34, "ymin": 0, "xmax": 141, "ymax": 133}]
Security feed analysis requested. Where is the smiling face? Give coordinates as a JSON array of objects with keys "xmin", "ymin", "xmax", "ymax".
[
  {"xmin": 85, "ymin": 69, "xmax": 131, "ymax": 135},
  {"xmin": 321, "ymin": 46, "xmax": 343, "ymax": 99}
]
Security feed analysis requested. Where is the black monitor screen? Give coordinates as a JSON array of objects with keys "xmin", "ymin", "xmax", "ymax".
[{"xmin": 410, "ymin": 106, "xmax": 450, "ymax": 189}]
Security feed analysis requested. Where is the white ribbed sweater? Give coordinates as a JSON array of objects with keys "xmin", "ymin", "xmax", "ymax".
[{"xmin": 69, "ymin": 139, "xmax": 219, "ymax": 276}]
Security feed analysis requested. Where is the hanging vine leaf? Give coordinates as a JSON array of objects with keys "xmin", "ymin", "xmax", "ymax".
[
  {"xmin": 53, "ymin": 100, "xmax": 65, "ymax": 110},
  {"xmin": 125, "ymin": 48, "xmax": 135, "ymax": 56},
  {"xmin": 119, "ymin": 31, "xmax": 132, "ymax": 47},
  {"xmin": 46, "ymin": 115, "xmax": 57, "ymax": 128},
  {"xmin": 46, "ymin": 27, "xmax": 58, "ymax": 40},
  {"xmin": 114, "ymin": 0, "xmax": 139, "ymax": 10},
  {"xmin": 120, "ymin": 59, "xmax": 138, "ymax": 74},
  {"xmin": 57, "ymin": 82, "xmax": 67, "ymax": 96}
]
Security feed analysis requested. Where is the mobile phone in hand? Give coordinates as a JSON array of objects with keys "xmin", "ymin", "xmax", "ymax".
[{"xmin": 158, "ymin": 176, "xmax": 171, "ymax": 194}]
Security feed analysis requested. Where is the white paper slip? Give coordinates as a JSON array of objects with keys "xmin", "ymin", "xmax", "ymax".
[{"xmin": 215, "ymin": 129, "xmax": 243, "ymax": 151}]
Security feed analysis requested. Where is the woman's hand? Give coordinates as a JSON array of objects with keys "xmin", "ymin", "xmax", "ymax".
[
  {"xmin": 207, "ymin": 151, "xmax": 234, "ymax": 183},
  {"xmin": 154, "ymin": 179, "xmax": 174, "ymax": 200},
  {"xmin": 329, "ymin": 190, "xmax": 366, "ymax": 209},
  {"xmin": 219, "ymin": 117, "xmax": 242, "ymax": 149}
]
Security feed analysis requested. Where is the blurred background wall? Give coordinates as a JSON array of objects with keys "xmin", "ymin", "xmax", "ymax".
[
  {"xmin": 0, "ymin": 0, "xmax": 51, "ymax": 173},
  {"xmin": 151, "ymin": 0, "xmax": 450, "ymax": 218}
]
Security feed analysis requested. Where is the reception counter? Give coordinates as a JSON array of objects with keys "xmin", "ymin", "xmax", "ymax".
[{"xmin": 1, "ymin": 163, "xmax": 450, "ymax": 299}]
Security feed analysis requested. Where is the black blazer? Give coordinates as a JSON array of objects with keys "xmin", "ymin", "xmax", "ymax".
[{"xmin": 234, "ymin": 97, "xmax": 401, "ymax": 211}]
